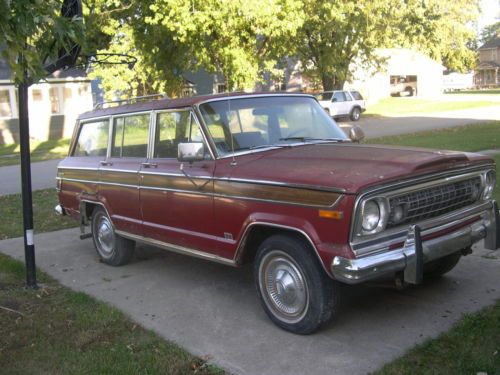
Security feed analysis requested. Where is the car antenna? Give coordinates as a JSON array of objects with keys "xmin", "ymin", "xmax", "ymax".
[{"xmin": 228, "ymin": 93, "xmax": 237, "ymax": 166}]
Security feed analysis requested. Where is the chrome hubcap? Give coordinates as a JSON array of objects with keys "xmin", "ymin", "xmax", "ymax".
[
  {"xmin": 260, "ymin": 251, "xmax": 309, "ymax": 323},
  {"xmin": 96, "ymin": 215, "xmax": 114, "ymax": 256}
]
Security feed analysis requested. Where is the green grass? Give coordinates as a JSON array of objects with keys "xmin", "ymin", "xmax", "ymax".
[
  {"xmin": 0, "ymin": 189, "xmax": 77, "ymax": 240},
  {"xmin": 374, "ymin": 300, "xmax": 500, "ymax": 375},
  {"xmin": 445, "ymin": 89, "xmax": 500, "ymax": 95},
  {"xmin": 365, "ymin": 97, "xmax": 498, "ymax": 117},
  {"xmin": 367, "ymin": 121, "xmax": 500, "ymax": 202},
  {"xmin": 367, "ymin": 121, "xmax": 500, "ymax": 152},
  {"xmin": 0, "ymin": 138, "xmax": 70, "ymax": 167},
  {"xmin": 0, "ymin": 253, "xmax": 224, "ymax": 374}
]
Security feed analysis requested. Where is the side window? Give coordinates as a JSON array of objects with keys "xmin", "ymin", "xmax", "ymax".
[
  {"xmin": 154, "ymin": 111, "xmax": 202, "ymax": 158},
  {"xmin": 112, "ymin": 113, "xmax": 150, "ymax": 158},
  {"xmin": 350, "ymin": 91, "xmax": 363, "ymax": 100},
  {"xmin": 73, "ymin": 120, "xmax": 109, "ymax": 157},
  {"xmin": 333, "ymin": 92, "xmax": 346, "ymax": 102}
]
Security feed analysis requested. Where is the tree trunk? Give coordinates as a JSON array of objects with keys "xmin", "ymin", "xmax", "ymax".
[{"xmin": 321, "ymin": 73, "xmax": 335, "ymax": 91}]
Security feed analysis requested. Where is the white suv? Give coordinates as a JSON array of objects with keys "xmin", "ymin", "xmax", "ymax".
[{"xmin": 314, "ymin": 90, "xmax": 366, "ymax": 121}]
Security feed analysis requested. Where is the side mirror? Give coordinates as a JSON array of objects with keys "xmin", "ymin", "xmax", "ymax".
[
  {"xmin": 349, "ymin": 125, "xmax": 365, "ymax": 143},
  {"xmin": 178, "ymin": 142, "xmax": 205, "ymax": 162}
]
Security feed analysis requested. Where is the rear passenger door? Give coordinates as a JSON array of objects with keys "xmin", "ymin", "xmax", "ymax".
[
  {"xmin": 98, "ymin": 112, "xmax": 151, "ymax": 235},
  {"xmin": 140, "ymin": 109, "xmax": 216, "ymax": 251}
]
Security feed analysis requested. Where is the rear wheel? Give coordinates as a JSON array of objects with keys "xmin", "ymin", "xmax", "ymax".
[
  {"xmin": 424, "ymin": 252, "xmax": 461, "ymax": 278},
  {"xmin": 350, "ymin": 107, "xmax": 361, "ymax": 121},
  {"xmin": 254, "ymin": 234, "xmax": 338, "ymax": 334},
  {"xmin": 91, "ymin": 207, "xmax": 134, "ymax": 266}
]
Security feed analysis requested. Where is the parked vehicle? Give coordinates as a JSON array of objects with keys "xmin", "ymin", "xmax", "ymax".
[
  {"xmin": 390, "ymin": 75, "xmax": 417, "ymax": 96},
  {"xmin": 314, "ymin": 90, "xmax": 366, "ymax": 121},
  {"xmin": 56, "ymin": 92, "xmax": 499, "ymax": 334}
]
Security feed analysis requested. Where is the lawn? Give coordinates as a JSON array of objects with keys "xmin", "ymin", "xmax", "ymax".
[
  {"xmin": 374, "ymin": 300, "xmax": 500, "ymax": 375},
  {"xmin": 0, "ymin": 188, "xmax": 77, "ymax": 240},
  {"xmin": 0, "ymin": 254, "xmax": 223, "ymax": 375},
  {"xmin": 365, "ymin": 97, "xmax": 498, "ymax": 117},
  {"xmin": 367, "ymin": 121, "xmax": 500, "ymax": 202},
  {"xmin": 0, "ymin": 138, "xmax": 70, "ymax": 167}
]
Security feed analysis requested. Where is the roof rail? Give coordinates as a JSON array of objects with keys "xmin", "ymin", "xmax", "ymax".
[{"xmin": 93, "ymin": 93, "xmax": 169, "ymax": 110}]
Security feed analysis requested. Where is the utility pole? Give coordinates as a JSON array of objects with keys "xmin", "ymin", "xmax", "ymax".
[{"xmin": 17, "ymin": 69, "xmax": 37, "ymax": 288}]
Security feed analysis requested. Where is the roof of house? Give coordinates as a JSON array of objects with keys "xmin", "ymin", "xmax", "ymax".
[
  {"xmin": 0, "ymin": 58, "xmax": 88, "ymax": 82},
  {"xmin": 479, "ymin": 37, "xmax": 500, "ymax": 50}
]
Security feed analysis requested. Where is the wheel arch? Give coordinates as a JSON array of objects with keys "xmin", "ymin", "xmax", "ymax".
[{"xmin": 234, "ymin": 222, "xmax": 331, "ymax": 276}]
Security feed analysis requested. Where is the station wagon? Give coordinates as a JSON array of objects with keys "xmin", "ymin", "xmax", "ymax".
[{"xmin": 56, "ymin": 93, "xmax": 499, "ymax": 333}]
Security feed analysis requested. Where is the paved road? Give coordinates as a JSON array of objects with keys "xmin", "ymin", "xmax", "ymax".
[
  {"xmin": 0, "ymin": 159, "xmax": 60, "ymax": 196},
  {"xmin": 1, "ymin": 228, "xmax": 498, "ymax": 375},
  {"xmin": 341, "ymin": 105, "xmax": 500, "ymax": 138}
]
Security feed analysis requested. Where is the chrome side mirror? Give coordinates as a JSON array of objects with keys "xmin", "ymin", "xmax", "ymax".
[
  {"xmin": 178, "ymin": 142, "xmax": 205, "ymax": 162},
  {"xmin": 349, "ymin": 125, "xmax": 365, "ymax": 143}
]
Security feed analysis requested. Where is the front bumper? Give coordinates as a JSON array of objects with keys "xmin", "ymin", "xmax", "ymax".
[{"xmin": 331, "ymin": 200, "xmax": 499, "ymax": 284}]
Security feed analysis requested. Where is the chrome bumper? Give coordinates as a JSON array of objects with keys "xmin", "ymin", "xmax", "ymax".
[{"xmin": 332, "ymin": 200, "xmax": 499, "ymax": 285}]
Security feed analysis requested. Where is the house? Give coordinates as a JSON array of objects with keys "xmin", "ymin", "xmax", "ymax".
[
  {"xmin": 345, "ymin": 49, "xmax": 445, "ymax": 101},
  {"xmin": 474, "ymin": 36, "xmax": 500, "ymax": 88},
  {"xmin": 0, "ymin": 61, "xmax": 94, "ymax": 145}
]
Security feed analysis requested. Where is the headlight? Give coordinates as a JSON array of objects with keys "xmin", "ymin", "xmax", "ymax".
[
  {"xmin": 483, "ymin": 170, "xmax": 496, "ymax": 200},
  {"xmin": 362, "ymin": 200, "xmax": 380, "ymax": 231},
  {"xmin": 358, "ymin": 197, "xmax": 389, "ymax": 236}
]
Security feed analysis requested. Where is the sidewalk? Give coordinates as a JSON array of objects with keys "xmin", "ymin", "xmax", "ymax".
[
  {"xmin": 1, "ymin": 228, "xmax": 499, "ymax": 375},
  {"xmin": 0, "ymin": 159, "xmax": 60, "ymax": 196}
]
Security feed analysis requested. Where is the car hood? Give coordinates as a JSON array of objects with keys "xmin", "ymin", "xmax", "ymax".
[{"xmin": 224, "ymin": 143, "xmax": 492, "ymax": 194}]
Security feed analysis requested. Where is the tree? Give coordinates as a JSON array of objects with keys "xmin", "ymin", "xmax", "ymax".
[
  {"xmin": 294, "ymin": 0, "xmax": 480, "ymax": 91},
  {"xmin": 0, "ymin": 0, "xmax": 84, "ymax": 83},
  {"xmin": 480, "ymin": 21, "xmax": 500, "ymax": 46}
]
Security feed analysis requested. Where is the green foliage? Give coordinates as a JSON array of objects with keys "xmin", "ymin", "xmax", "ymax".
[
  {"xmin": 479, "ymin": 21, "xmax": 500, "ymax": 46},
  {"xmin": 0, "ymin": 0, "xmax": 84, "ymax": 84}
]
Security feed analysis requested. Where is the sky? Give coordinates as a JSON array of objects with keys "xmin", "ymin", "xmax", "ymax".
[{"xmin": 478, "ymin": 0, "xmax": 500, "ymax": 31}]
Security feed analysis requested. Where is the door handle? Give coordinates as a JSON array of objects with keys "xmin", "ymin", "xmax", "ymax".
[
  {"xmin": 100, "ymin": 161, "xmax": 113, "ymax": 166},
  {"xmin": 141, "ymin": 162, "xmax": 158, "ymax": 169}
]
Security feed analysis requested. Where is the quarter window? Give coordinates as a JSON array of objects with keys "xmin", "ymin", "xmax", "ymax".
[
  {"xmin": 112, "ymin": 114, "xmax": 150, "ymax": 158},
  {"xmin": 154, "ymin": 111, "xmax": 202, "ymax": 158},
  {"xmin": 73, "ymin": 120, "xmax": 109, "ymax": 157}
]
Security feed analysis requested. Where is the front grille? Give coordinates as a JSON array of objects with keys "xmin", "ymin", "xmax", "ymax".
[{"xmin": 387, "ymin": 177, "xmax": 482, "ymax": 228}]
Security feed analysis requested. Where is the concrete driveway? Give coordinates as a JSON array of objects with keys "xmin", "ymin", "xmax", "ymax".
[{"xmin": 1, "ymin": 228, "xmax": 499, "ymax": 375}]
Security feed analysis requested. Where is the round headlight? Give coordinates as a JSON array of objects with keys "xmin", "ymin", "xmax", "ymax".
[
  {"xmin": 362, "ymin": 200, "xmax": 380, "ymax": 231},
  {"xmin": 483, "ymin": 170, "xmax": 496, "ymax": 200}
]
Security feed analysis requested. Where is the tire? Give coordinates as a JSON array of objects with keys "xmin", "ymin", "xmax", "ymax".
[
  {"xmin": 254, "ymin": 234, "xmax": 338, "ymax": 334},
  {"xmin": 349, "ymin": 107, "xmax": 361, "ymax": 121},
  {"xmin": 91, "ymin": 206, "xmax": 134, "ymax": 266},
  {"xmin": 424, "ymin": 252, "xmax": 461, "ymax": 278}
]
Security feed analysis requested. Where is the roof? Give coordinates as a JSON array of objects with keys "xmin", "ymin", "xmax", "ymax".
[
  {"xmin": 479, "ymin": 37, "xmax": 500, "ymax": 50},
  {"xmin": 0, "ymin": 57, "xmax": 88, "ymax": 82},
  {"xmin": 476, "ymin": 61, "xmax": 500, "ymax": 69},
  {"xmin": 78, "ymin": 92, "xmax": 312, "ymax": 120}
]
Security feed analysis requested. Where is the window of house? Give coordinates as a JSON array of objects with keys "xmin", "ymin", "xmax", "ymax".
[
  {"xmin": 274, "ymin": 81, "xmax": 286, "ymax": 91},
  {"xmin": 154, "ymin": 111, "xmax": 203, "ymax": 158},
  {"xmin": 215, "ymin": 83, "xmax": 227, "ymax": 94},
  {"xmin": 73, "ymin": 120, "xmax": 109, "ymax": 157},
  {"xmin": 112, "ymin": 113, "xmax": 150, "ymax": 158},
  {"xmin": 49, "ymin": 87, "xmax": 60, "ymax": 114},
  {"xmin": 32, "ymin": 89, "xmax": 43, "ymax": 102},
  {"xmin": 0, "ymin": 89, "xmax": 12, "ymax": 117}
]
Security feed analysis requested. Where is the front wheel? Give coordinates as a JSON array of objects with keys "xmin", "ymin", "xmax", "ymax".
[
  {"xmin": 254, "ymin": 235, "xmax": 338, "ymax": 334},
  {"xmin": 91, "ymin": 207, "xmax": 134, "ymax": 266},
  {"xmin": 424, "ymin": 252, "xmax": 461, "ymax": 278},
  {"xmin": 350, "ymin": 107, "xmax": 361, "ymax": 121}
]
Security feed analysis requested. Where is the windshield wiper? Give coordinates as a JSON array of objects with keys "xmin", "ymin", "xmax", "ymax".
[{"xmin": 279, "ymin": 137, "xmax": 348, "ymax": 143}]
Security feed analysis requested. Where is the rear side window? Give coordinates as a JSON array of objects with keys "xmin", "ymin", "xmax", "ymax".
[
  {"xmin": 154, "ymin": 111, "xmax": 203, "ymax": 158},
  {"xmin": 350, "ymin": 91, "xmax": 363, "ymax": 100},
  {"xmin": 112, "ymin": 113, "xmax": 150, "ymax": 158},
  {"xmin": 73, "ymin": 120, "xmax": 109, "ymax": 157},
  {"xmin": 333, "ymin": 92, "xmax": 347, "ymax": 102}
]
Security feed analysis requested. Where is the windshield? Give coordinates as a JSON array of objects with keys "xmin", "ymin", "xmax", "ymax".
[
  {"xmin": 313, "ymin": 92, "xmax": 333, "ymax": 101},
  {"xmin": 199, "ymin": 96, "xmax": 348, "ymax": 156}
]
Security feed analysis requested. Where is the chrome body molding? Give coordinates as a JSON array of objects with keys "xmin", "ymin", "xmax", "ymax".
[
  {"xmin": 115, "ymin": 230, "xmax": 236, "ymax": 266},
  {"xmin": 333, "ymin": 200, "xmax": 498, "ymax": 284},
  {"xmin": 350, "ymin": 165, "xmax": 495, "ymax": 248}
]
